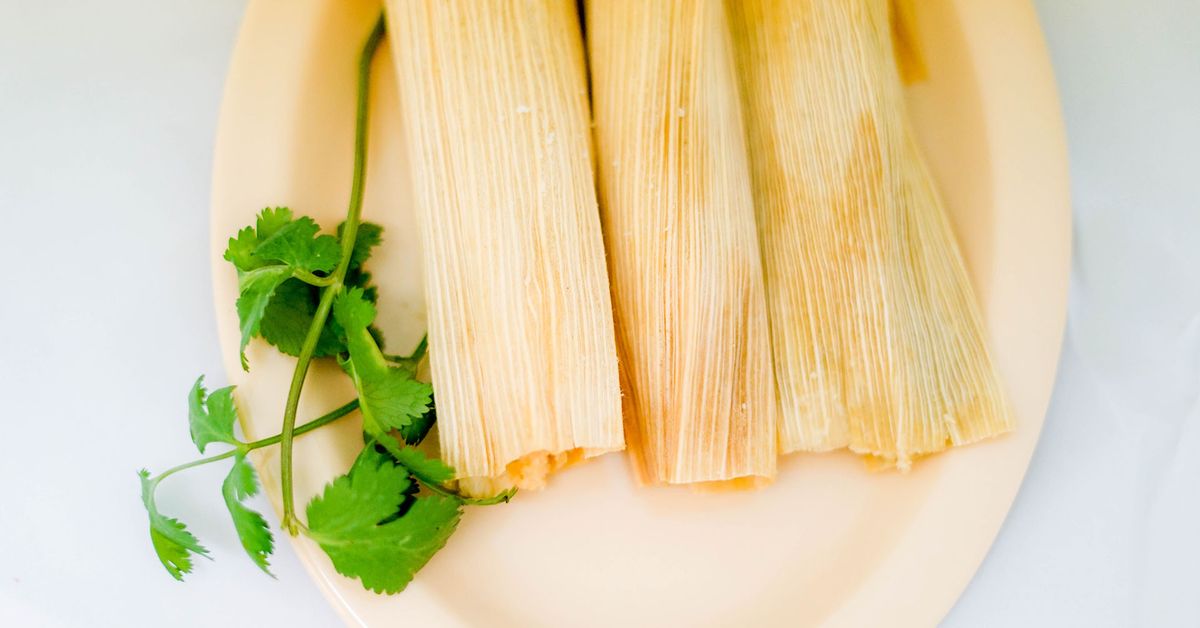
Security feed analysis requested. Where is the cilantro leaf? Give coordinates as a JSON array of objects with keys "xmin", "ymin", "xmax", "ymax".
[
  {"xmin": 227, "ymin": 211, "xmax": 386, "ymax": 368},
  {"xmin": 333, "ymin": 289, "xmax": 432, "ymax": 449},
  {"xmin": 138, "ymin": 469, "xmax": 209, "ymax": 581},
  {"xmin": 224, "ymin": 227, "xmax": 263, "ymax": 272},
  {"xmin": 338, "ymin": 221, "xmax": 384, "ymax": 269},
  {"xmin": 345, "ymin": 268, "xmax": 380, "ymax": 305},
  {"xmin": 254, "ymin": 216, "xmax": 340, "ymax": 274},
  {"xmin": 258, "ymin": 278, "xmax": 345, "ymax": 358},
  {"xmin": 257, "ymin": 273, "xmax": 382, "ymax": 361},
  {"xmin": 390, "ymin": 446, "xmax": 455, "ymax": 487},
  {"xmin": 305, "ymin": 448, "xmax": 462, "ymax": 594},
  {"xmin": 256, "ymin": 206, "xmax": 294, "ymax": 239},
  {"xmin": 386, "ymin": 335, "xmax": 434, "ymax": 444},
  {"xmin": 399, "ymin": 404, "xmax": 436, "ymax": 446},
  {"xmin": 333, "ymin": 286, "xmax": 378, "ymax": 329},
  {"xmin": 222, "ymin": 455, "xmax": 274, "ymax": 575},
  {"xmin": 223, "ymin": 207, "xmax": 296, "ymax": 272},
  {"xmin": 235, "ymin": 266, "xmax": 293, "ymax": 369},
  {"xmin": 187, "ymin": 376, "xmax": 240, "ymax": 453},
  {"xmin": 342, "ymin": 359, "xmax": 433, "ymax": 456}
]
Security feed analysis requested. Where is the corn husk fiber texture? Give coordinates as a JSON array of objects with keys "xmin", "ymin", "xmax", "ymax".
[
  {"xmin": 385, "ymin": 0, "xmax": 623, "ymax": 495},
  {"xmin": 728, "ymin": 0, "xmax": 1013, "ymax": 468},
  {"xmin": 587, "ymin": 0, "xmax": 777, "ymax": 486}
]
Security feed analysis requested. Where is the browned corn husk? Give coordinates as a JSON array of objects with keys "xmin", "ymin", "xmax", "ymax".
[
  {"xmin": 728, "ymin": 0, "xmax": 1013, "ymax": 468},
  {"xmin": 587, "ymin": 0, "xmax": 777, "ymax": 486}
]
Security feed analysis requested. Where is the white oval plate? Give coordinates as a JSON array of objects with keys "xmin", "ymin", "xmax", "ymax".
[{"xmin": 210, "ymin": 1, "xmax": 1070, "ymax": 626}]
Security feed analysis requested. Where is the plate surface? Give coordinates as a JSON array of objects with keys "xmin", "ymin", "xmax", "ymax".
[{"xmin": 210, "ymin": 1, "xmax": 1070, "ymax": 626}]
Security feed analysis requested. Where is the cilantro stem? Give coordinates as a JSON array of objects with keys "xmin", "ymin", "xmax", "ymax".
[
  {"xmin": 292, "ymin": 268, "xmax": 335, "ymax": 287},
  {"xmin": 384, "ymin": 334, "xmax": 428, "ymax": 366},
  {"xmin": 417, "ymin": 478, "xmax": 517, "ymax": 506},
  {"xmin": 149, "ymin": 452, "xmax": 237, "ymax": 489},
  {"xmin": 248, "ymin": 398, "xmax": 360, "ymax": 449},
  {"xmin": 148, "ymin": 399, "xmax": 360, "ymax": 490},
  {"xmin": 278, "ymin": 14, "xmax": 386, "ymax": 535}
]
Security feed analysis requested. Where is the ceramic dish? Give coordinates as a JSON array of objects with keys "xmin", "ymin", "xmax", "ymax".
[{"xmin": 210, "ymin": 1, "xmax": 1070, "ymax": 625}]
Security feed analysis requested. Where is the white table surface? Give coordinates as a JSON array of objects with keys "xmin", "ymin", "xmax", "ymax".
[{"xmin": 1, "ymin": 1, "xmax": 1196, "ymax": 626}]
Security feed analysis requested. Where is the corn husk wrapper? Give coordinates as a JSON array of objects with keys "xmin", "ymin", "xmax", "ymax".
[
  {"xmin": 384, "ymin": 0, "xmax": 623, "ymax": 495},
  {"xmin": 728, "ymin": 0, "xmax": 1013, "ymax": 468},
  {"xmin": 889, "ymin": 0, "xmax": 927, "ymax": 84},
  {"xmin": 586, "ymin": 0, "xmax": 776, "ymax": 486}
]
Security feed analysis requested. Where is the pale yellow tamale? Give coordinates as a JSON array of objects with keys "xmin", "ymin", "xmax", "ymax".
[
  {"xmin": 587, "ymin": 0, "xmax": 776, "ymax": 486},
  {"xmin": 727, "ymin": 0, "xmax": 1013, "ymax": 468},
  {"xmin": 384, "ymin": 0, "xmax": 623, "ymax": 495}
]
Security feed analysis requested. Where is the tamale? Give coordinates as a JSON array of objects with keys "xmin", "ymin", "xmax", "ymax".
[
  {"xmin": 727, "ymin": 0, "xmax": 1013, "ymax": 468},
  {"xmin": 384, "ymin": 0, "xmax": 623, "ymax": 495},
  {"xmin": 587, "ymin": 0, "xmax": 776, "ymax": 485}
]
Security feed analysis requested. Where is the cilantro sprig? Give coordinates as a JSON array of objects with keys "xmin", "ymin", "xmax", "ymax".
[
  {"xmin": 139, "ymin": 390, "xmax": 359, "ymax": 580},
  {"xmin": 137, "ymin": 14, "xmax": 513, "ymax": 593},
  {"xmin": 306, "ymin": 447, "xmax": 462, "ymax": 594}
]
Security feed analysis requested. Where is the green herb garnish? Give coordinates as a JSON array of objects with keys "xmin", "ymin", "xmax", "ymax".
[{"xmin": 137, "ymin": 14, "xmax": 512, "ymax": 593}]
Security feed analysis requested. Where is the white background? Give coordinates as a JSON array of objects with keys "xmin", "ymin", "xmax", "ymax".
[{"xmin": 0, "ymin": 1, "xmax": 1196, "ymax": 626}]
